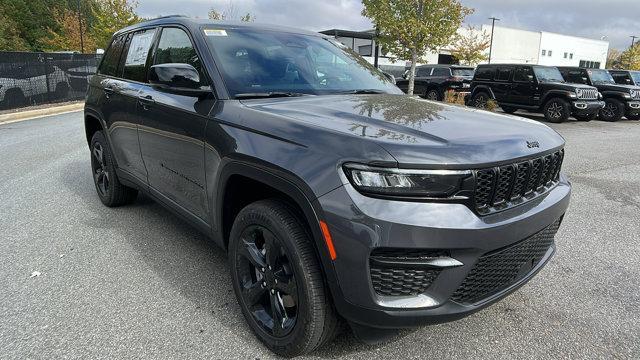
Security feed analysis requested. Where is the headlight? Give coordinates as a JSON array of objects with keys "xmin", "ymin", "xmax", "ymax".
[
  {"xmin": 630, "ymin": 89, "xmax": 638, "ymax": 98},
  {"xmin": 343, "ymin": 163, "xmax": 472, "ymax": 198},
  {"xmin": 575, "ymin": 88, "xmax": 583, "ymax": 98}
]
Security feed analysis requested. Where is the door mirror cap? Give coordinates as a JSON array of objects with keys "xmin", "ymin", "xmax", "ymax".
[{"xmin": 149, "ymin": 63, "xmax": 210, "ymax": 95}]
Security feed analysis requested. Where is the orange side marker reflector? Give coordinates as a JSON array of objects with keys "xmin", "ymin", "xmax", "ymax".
[{"xmin": 319, "ymin": 221, "xmax": 337, "ymax": 260}]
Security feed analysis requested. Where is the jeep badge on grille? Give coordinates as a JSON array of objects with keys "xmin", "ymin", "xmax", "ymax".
[{"xmin": 527, "ymin": 141, "xmax": 540, "ymax": 148}]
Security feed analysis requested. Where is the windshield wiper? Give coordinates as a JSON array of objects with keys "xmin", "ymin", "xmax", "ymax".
[
  {"xmin": 235, "ymin": 92, "xmax": 310, "ymax": 99},
  {"xmin": 340, "ymin": 89, "xmax": 386, "ymax": 94}
]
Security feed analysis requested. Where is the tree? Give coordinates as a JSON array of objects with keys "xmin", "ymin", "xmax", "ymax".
[
  {"xmin": 42, "ymin": 7, "xmax": 97, "ymax": 52},
  {"xmin": 449, "ymin": 25, "xmax": 490, "ymax": 66},
  {"xmin": 619, "ymin": 45, "xmax": 640, "ymax": 70},
  {"xmin": 91, "ymin": 0, "xmax": 142, "ymax": 50},
  {"xmin": 0, "ymin": 0, "xmax": 67, "ymax": 51},
  {"xmin": 208, "ymin": 1, "xmax": 255, "ymax": 22},
  {"xmin": 362, "ymin": 0, "xmax": 472, "ymax": 95},
  {"xmin": 0, "ymin": 7, "xmax": 29, "ymax": 51},
  {"xmin": 606, "ymin": 48, "xmax": 622, "ymax": 69}
]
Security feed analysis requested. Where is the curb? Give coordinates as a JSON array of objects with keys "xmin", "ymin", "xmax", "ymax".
[{"xmin": 0, "ymin": 102, "xmax": 84, "ymax": 125}]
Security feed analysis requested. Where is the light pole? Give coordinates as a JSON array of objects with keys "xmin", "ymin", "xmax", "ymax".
[
  {"xmin": 77, "ymin": 0, "xmax": 84, "ymax": 53},
  {"xmin": 631, "ymin": 35, "xmax": 638, "ymax": 48},
  {"xmin": 488, "ymin": 17, "xmax": 500, "ymax": 64}
]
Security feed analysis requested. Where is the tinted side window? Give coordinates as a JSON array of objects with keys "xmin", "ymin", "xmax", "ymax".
[
  {"xmin": 495, "ymin": 67, "xmax": 512, "ymax": 81},
  {"xmin": 99, "ymin": 35, "xmax": 126, "ymax": 76},
  {"xmin": 122, "ymin": 29, "xmax": 157, "ymax": 82},
  {"xmin": 154, "ymin": 27, "xmax": 207, "ymax": 85},
  {"xmin": 432, "ymin": 67, "xmax": 450, "ymax": 76},
  {"xmin": 565, "ymin": 70, "xmax": 587, "ymax": 84},
  {"xmin": 513, "ymin": 67, "xmax": 534, "ymax": 82},
  {"xmin": 611, "ymin": 72, "xmax": 630, "ymax": 84},
  {"xmin": 474, "ymin": 67, "xmax": 494, "ymax": 80},
  {"xmin": 416, "ymin": 67, "xmax": 431, "ymax": 77}
]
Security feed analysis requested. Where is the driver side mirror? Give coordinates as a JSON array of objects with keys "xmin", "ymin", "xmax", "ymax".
[
  {"xmin": 527, "ymin": 74, "xmax": 534, "ymax": 82},
  {"xmin": 149, "ymin": 63, "xmax": 210, "ymax": 95}
]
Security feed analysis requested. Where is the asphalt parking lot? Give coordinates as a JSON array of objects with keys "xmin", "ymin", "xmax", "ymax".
[{"xmin": 1, "ymin": 110, "xmax": 639, "ymax": 359}]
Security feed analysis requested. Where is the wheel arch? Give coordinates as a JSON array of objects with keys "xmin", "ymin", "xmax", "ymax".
[
  {"xmin": 470, "ymin": 85, "xmax": 495, "ymax": 99},
  {"xmin": 84, "ymin": 111, "xmax": 106, "ymax": 146},
  {"xmin": 540, "ymin": 91, "xmax": 573, "ymax": 105}
]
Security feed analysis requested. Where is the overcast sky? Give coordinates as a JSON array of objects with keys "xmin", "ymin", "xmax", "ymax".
[{"xmin": 136, "ymin": 0, "xmax": 640, "ymax": 49}]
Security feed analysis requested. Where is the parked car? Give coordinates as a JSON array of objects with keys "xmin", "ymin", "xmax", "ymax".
[
  {"xmin": 396, "ymin": 64, "xmax": 474, "ymax": 100},
  {"xmin": 558, "ymin": 67, "xmax": 640, "ymax": 121},
  {"xmin": 469, "ymin": 64, "xmax": 604, "ymax": 122},
  {"xmin": 85, "ymin": 17, "xmax": 571, "ymax": 357},
  {"xmin": 0, "ymin": 64, "xmax": 70, "ymax": 109},
  {"xmin": 609, "ymin": 69, "xmax": 640, "ymax": 86}
]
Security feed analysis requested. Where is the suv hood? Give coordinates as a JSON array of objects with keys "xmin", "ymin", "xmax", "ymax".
[
  {"xmin": 242, "ymin": 94, "xmax": 565, "ymax": 168},
  {"xmin": 543, "ymin": 81, "xmax": 596, "ymax": 91},
  {"xmin": 592, "ymin": 83, "xmax": 640, "ymax": 93}
]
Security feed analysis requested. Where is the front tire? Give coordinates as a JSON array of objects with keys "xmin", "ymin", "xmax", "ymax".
[
  {"xmin": 543, "ymin": 98, "xmax": 570, "ymax": 123},
  {"xmin": 574, "ymin": 113, "xmax": 596, "ymax": 122},
  {"xmin": 600, "ymin": 98, "xmax": 624, "ymax": 122},
  {"xmin": 90, "ymin": 131, "xmax": 138, "ymax": 207},
  {"xmin": 229, "ymin": 199, "xmax": 339, "ymax": 357}
]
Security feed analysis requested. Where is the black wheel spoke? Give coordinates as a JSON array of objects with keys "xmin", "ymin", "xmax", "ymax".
[
  {"xmin": 263, "ymin": 231, "xmax": 280, "ymax": 268},
  {"xmin": 243, "ymin": 281, "xmax": 267, "ymax": 307},
  {"xmin": 273, "ymin": 271, "xmax": 296, "ymax": 297},
  {"xmin": 93, "ymin": 145, "xmax": 104, "ymax": 166},
  {"xmin": 239, "ymin": 238, "xmax": 267, "ymax": 270},
  {"xmin": 269, "ymin": 292, "xmax": 285, "ymax": 336}
]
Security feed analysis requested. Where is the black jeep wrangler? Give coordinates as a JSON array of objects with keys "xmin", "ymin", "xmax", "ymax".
[
  {"xmin": 558, "ymin": 67, "xmax": 640, "ymax": 121},
  {"xmin": 397, "ymin": 64, "xmax": 474, "ymax": 100},
  {"xmin": 469, "ymin": 64, "xmax": 604, "ymax": 123}
]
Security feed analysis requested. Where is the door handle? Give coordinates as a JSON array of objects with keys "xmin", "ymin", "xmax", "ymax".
[{"xmin": 138, "ymin": 95, "xmax": 155, "ymax": 110}]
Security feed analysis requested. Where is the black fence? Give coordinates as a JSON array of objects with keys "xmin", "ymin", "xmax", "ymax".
[{"xmin": 0, "ymin": 52, "xmax": 101, "ymax": 111}]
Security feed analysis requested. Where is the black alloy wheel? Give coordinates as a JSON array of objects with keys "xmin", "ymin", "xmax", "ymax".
[
  {"xmin": 472, "ymin": 92, "xmax": 489, "ymax": 109},
  {"xmin": 425, "ymin": 89, "xmax": 440, "ymax": 101},
  {"xmin": 543, "ymin": 98, "xmax": 570, "ymax": 123},
  {"xmin": 89, "ymin": 131, "xmax": 137, "ymax": 207},
  {"xmin": 600, "ymin": 98, "xmax": 624, "ymax": 122},
  {"xmin": 235, "ymin": 224, "xmax": 299, "ymax": 337}
]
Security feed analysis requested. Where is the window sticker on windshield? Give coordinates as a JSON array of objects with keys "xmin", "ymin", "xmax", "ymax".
[{"xmin": 204, "ymin": 29, "xmax": 228, "ymax": 36}]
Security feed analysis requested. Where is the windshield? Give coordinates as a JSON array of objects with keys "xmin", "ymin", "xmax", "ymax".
[
  {"xmin": 202, "ymin": 28, "xmax": 401, "ymax": 98},
  {"xmin": 533, "ymin": 66, "xmax": 565, "ymax": 83},
  {"xmin": 587, "ymin": 69, "xmax": 615, "ymax": 84},
  {"xmin": 452, "ymin": 68, "xmax": 474, "ymax": 77}
]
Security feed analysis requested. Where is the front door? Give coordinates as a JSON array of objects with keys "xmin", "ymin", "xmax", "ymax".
[
  {"xmin": 137, "ymin": 26, "xmax": 215, "ymax": 221},
  {"xmin": 510, "ymin": 66, "xmax": 536, "ymax": 106}
]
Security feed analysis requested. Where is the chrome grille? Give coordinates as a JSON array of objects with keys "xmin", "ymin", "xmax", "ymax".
[{"xmin": 577, "ymin": 88, "xmax": 598, "ymax": 100}]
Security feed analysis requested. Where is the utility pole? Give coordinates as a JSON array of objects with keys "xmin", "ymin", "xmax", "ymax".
[
  {"xmin": 373, "ymin": 26, "xmax": 380, "ymax": 68},
  {"xmin": 488, "ymin": 17, "xmax": 500, "ymax": 64},
  {"xmin": 631, "ymin": 35, "xmax": 638, "ymax": 47},
  {"xmin": 77, "ymin": 0, "xmax": 84, "ymax": 53}
]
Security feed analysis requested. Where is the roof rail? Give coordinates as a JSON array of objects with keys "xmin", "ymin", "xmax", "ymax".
[{"xmin": 150, "ymin": 14, "xmax": 188, "ymax": 21}]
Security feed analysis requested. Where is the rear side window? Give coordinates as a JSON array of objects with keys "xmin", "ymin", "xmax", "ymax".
[
  {"xmin": 416, "ymin": 67, "xmax": 432, "ymax": 77},
  {"xmin": 432, "ymin": 67, "xmax": 450, "ymax": 76},
  {"xmin": 153, "ymin": 27, "xmax": 207, "ymax": 85},
  {"xmin": 474, "ymin": 67, "xmax": 494, "ymax": 80},
  {"xmin": 495, "ymin": 67, "xmax": 512, "ymax": 82},
  {"xmin": 122, "ymin": 28, "xmax": 157, "ymax": 82},
  {"xmin": 98, "ymin": 35, "xmax": 126, "ymax": 76}
]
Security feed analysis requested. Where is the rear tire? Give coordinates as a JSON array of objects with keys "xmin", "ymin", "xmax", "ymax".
[
  {"xmin": 471, "ymin": 92, "xmax": 490, "ymax": 109},
  {"xmin": 425, "ymin": 89, "xmax": 441, "ymax": 101},
  {"xmin": 501, "ymin": 106, "xmax": 517, "ymax": 114},
  {"xmin": 543, "ymin": 98, "xmax": 570, "ymax": 123},
  {"xmin": 600, "ymin": 98, "xmax": 624, "ymax": 122},
  {"xmin": 229, "ymin": 199, "xmax": 339, "ymax": 357},
  {"xmin": 90, "ymin": 131, "xmax": 138, "ymax": 207}
]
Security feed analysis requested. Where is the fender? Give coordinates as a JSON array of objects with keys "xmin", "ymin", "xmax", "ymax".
[
  {"xmin": 470, "ymin": 84, "xmax": 496, "ymax": 99},
  {"xmin": 214, "ymin": 159, "xmax": 345, "ymax": 306},
  {"xmin": 600, "ymin": 90, "xmax": 629, "ymax": 101},
  {"xmin": 540, "ymin": 90, "xmax": 575, "ymax": 105}
]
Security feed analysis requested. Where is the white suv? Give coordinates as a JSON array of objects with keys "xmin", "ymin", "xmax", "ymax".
[{"xmin": 0, "ymin": 64, "xmax": 70, "ymax": 108}]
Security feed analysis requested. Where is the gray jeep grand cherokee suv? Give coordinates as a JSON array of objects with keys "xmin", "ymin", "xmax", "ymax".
[{"xmin": 84, "ymin": 17, "xmax": 571, "ymax": 357}]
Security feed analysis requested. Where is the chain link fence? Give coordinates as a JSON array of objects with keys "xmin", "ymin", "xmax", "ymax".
[{"xmin": 0, "ymin": 52, "xmax": 101, "ymax": 111}]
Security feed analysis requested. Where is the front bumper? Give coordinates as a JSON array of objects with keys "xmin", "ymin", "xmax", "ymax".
[
  {"xmin": 318, "ymin": 175, "xmax": 571, "ymax": 329},
  {"xmin": 571, "ymin": 100, "xmax": 605, "ymax": 115},
  {"xmin": 625, "ymin": 100, "xmax": 640, "ymax": 115}
]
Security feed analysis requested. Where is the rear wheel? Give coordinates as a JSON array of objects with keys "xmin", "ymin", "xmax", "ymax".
[
  {"xmin": 501, "ymin": 106, "xmax": 517, "ymax": 114},
  {"xmin": 600, "ymin": 98, "xmax": 624, "ymax": 122},
  {"xmin": 471, "ymin": 92, "xmax": 490, "ymax": 109},
  {"xmin": 543, "ymin": 98, "xmax": 570, "ymax": 123},
  {"xmin": 574, "ymin": 113, "xmax": 596, "ymax": 122},
  {"xmin": 90, "ymin": 131, "xmax": 138, "ymax": 207},
  {"xmin": 229, "ymin": 199, "xmax": 339, "ymax": 357},
  {"xmin": 425, "ymin": 89, "xmax": 441, "ymax": 101}
]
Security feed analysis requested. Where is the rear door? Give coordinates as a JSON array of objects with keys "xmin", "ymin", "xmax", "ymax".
[
  {"xmin": 492, "ymin": 66, "xmax": 513, "ymax": 102},
  {"xmin": 510, "ymin": 66, "xmax": 536, "ymax": 106},
  {"xmin": 413, "ymin": 66, "xmax": 432, "ymax": 94},
  {"xmin": 137, "ymin": 26, "xmax": 215, "ymax": 221}
]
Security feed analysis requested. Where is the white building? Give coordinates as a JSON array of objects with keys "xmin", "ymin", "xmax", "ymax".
[{"xmin": 320, "ymin": 24, "xmax": 609, "ymax": 76}]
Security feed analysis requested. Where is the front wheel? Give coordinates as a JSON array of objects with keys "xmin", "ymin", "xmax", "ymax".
[
  {"xmin": 574, "ymin": 113, "xmax": 596, "ymax": 122},
  {"xmin": 600, "ymin": 98, "xmax": 624, "ymax": 122},
  {"xmin": 229, "ymin": 199, "xmax": 339, "ymax": 357},
  {"xmin": 543, "ymin": 98, "xmax": 570, "ymax": 123},
  {"xmin": 90, "ymin": 131, "xmax": 138, "ymax": 206}
]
